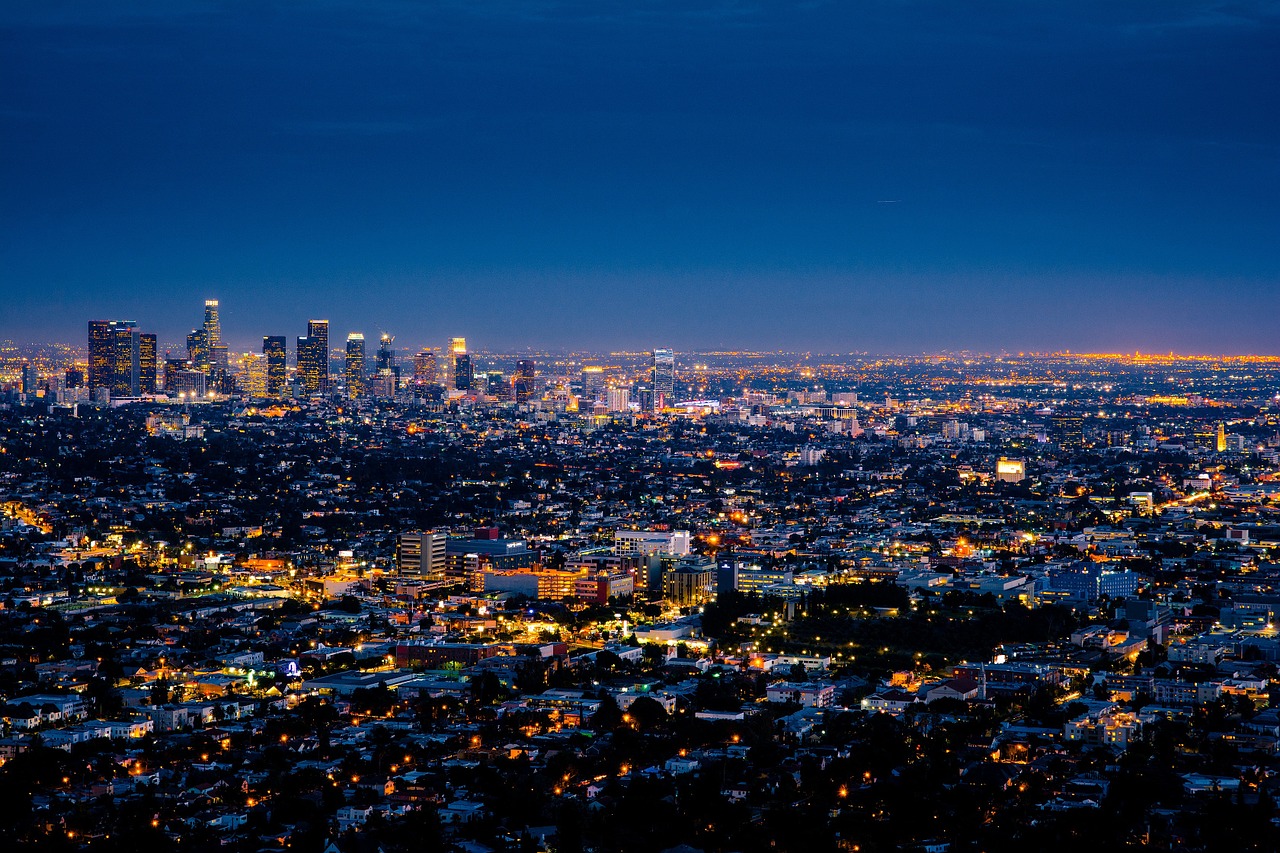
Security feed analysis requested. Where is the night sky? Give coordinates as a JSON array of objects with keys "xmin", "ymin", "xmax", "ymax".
[{"xmin": 2, "ymin": 1, "xmax": 1277, "ymax": 353}]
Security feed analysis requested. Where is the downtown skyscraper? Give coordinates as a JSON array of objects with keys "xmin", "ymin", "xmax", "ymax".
[
  {"xmin": 297, "ymin": 320, "xmax": 330, "ymax": 395},
  {"xmin": 262, "ymin": 336, "xmax": 287, "ymax": 398},
  {"xmin": 345, "ymin": 333, "xmax": 366, "ymax": 398},
  {"xmin": 652, "ymin": 348, "xmax": 675, "ymax": 411},
  {"xmin": 87, "ymin": 319, "xmax": 143, "ymax": 399}
]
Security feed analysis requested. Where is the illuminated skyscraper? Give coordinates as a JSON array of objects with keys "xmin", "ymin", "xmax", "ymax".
[
  {"xmin": 237, "ymin": 352, "xmax": 267, "ymax": 397},
  {"xmin": 111, "ymin": 324, "xmax": 141, "ymax": 397},
  {"xmin": 1216, "ymin": 422, "xmax": 1227, "ymax": 453},
  {"xmin": 186, "ymin": 329, "xmax": 210, "ymax": 372},
  {"xmin": 88, "ymin": 319, "xmax": 145, "ymax": 399},
  {"xmin": 262, "ymin": 336, "xmax": 287, "ymax": 398},
  {"xmin": 447, "ymin": 337, "xmax": 467, "ymax": 389},
  {"xmin": 413, "ymin": 350, "xmax": 437, "ymax": 385},
  {"xmin": 203, "ymin": 299, "xmax": 221, "ymax": 348},
  {"xmin": 87, "ymin": 320, "xmax": 116, "ymax": 397},
  {"xmin": 581, "ymin": 366, "xmax": 605, "ymax": 402},
  {"xmin": 652, "ymin": 348, "xmax": 675, "ymax": 411},
  {"xmin": 376, "ymin": 333, "xmax": 396, "ymax": 373},
  {"xmin": 297, "ymin": 320, "xmax": 330, "ymax": 394},
  {"xmin": 514, "ymin": 359, "xmax": 536, "ymax": 403},
  {"xmin": 454, "ymin": 353, "xmax": 473, "ymax": 391},
  {"xmin": 20, "ymin": 360, "xmax": 35, "ymax": 395},
  {"xmin": 138, "ymin": 334, "xmax": 157, "ymax": 395},
  {"xmin": 345, "ymin": 333, "xmax": 366, "ymax": 397}
]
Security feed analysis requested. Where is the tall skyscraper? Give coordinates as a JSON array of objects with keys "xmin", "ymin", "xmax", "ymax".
[
  {"xmin": 297, "ymin": 320, "xmax": 330, "ymax": 395},
  {"xmin": 454, "ymin": 353, "xmax": 473, "ymax": 391},
  {"xmin": 88, "ymin": 320, "xmax": 142, "ymax": 399},
  {"xmin": 447, "ymin": 337, "xmax": 467, "ymax": 390},
  {"xmin": 203, "ymin": 299, "xmax": 221, "ymax": 348},
  {"xmin": 652, "ymin": 348, "xmax": 675, "ymax": 411},
  {"xmin": 581, "ymin": 366, "xmax": 605, "ymax": 402},
  {"xmin": 106, "ymin": 322, "xmax": 140, "ymax": 397},
  {"xmin": 413, "ymin": 350, "xmax": 437, "ymax": 385},
  {"xmin": 345, "ymin": 333, "xmax": 366, "ymax": 398},
  {"xmin": 186, "ymin": 329, "xmax": 210, "ymax": 372},
  {"xmin": 262, "ymin": 336, "xmax": 287, "ymax": 398},
  {"xmin": 87, "ymin": 320, "xmax": 116, "ymax": 397},
  {"xmin": 236, "ymin": 352, "xmax": 267, "ymax": 397},
  {"xmin": 20, "ymin": 360, "xmax": 35, "ymax": 395},
  {"xmin": 514, "ymin": 359, "xmax": 536, "ymax": 403},
  {"xmin": 376, "ymin": 333, "xmax": 396, "ymax": 374},
  {"xmin": 138, "ymin": 333, "xmax": 157, "ymax": 395}
]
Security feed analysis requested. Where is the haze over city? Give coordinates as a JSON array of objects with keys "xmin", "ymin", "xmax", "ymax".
[{"xmin": 3, "ymin": 1, "xmax": 1278, "ymax": 352}]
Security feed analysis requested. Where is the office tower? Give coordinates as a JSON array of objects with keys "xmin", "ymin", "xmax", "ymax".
[
  {"xmin": 1052, "ymin": 414, "xmax": 1084, "ymax": 450},
  {"xmin": 170, "ymin": 368, "xmax": 207, "ymax": 398},
  {"xmin": 203, "ymin": 299, "xmax": 221, "ymax": 348},
  {"xmin": 19, "ymin": 360, "xmax": 35, "ymax": 395},
  {"xmin": 1216, "ymin": 422, "xmax": 1227, "ymax": 453},
  {"xmin": 413, "ymin": 350, "xmax": 437, "ymax": 385},
  {"xmin": 454, "ymin": 353, "xmax": 473, "ymax": 391},
  {"xmin": 376, "ymin": 333, "xmax": 396, "ymax": 373},
  {"xmin": 163, "ymin": 358, "xmax": 188, "ymax": 394},
  {"xmin": 87, "ymin": 320, "xmax": 115, "ymax": 397},
  {"xmin": 87, "ymin": 319, "xmax": 140, "ymax": 399},
  {"xmin": 234, "ymin": 352, "xmax": 266, "ymax": 397},
  {"xmin": 186, "ymin": 329, "xmax": 210, "ymax": 372},
  {"xmin": 581, "ymin": 366, "xmax": 605, "ymax": 402},
  {"xmin": 446, "ymin": 337, "xmax": 467, "ymax": 389},
  {"xmin": 345, "ymin": 333, "xmax": 366, "ymax": 397},
  {"xmin": 111, "ymin": 324, "xmax": 141, "ymax": 397},
  {"xmin": 486, "ymin": 371, "xmax": 508, "ymax": 401},
  {"xmin": 297, "ymin": 320, "xmax": 330, "ymax": 395},
  {"xmin": 210, "ymin": 344, "xmax": 229, "ymax": 377},
  {"xmin": 64, "ymin": 368, "xmax": 85, "ymax": 390},
  {"xmin": 138, "ymin": 334, "xmax": 157, "ymax": 394},
  {"xmin": 262, "ymin": 336, "xmax": 287, "ymax": 398},
  {"xmin": 514, "ymin": 359, "xmax": 536, "ymax": 403},
  {"xmin": 652, "ymin": 348, "xmax": 675, "ymax": 411},
  {"xmin": 397, "ymin": 531, "xmax": 447, "ymax": 580}
]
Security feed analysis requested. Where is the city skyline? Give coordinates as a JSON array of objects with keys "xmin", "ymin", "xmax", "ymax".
[{"xmin": 2, "ymin": 2, "xmax": 1278, "ymax": 353}]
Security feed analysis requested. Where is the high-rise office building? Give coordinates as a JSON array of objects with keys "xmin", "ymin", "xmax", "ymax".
[
  {"xmin": 186, "ymin": 329, "xmax": 210, "ymax": 372},
  {"xmin": 447, "ymin": 337, "xmax": 467, "ymax": 390},
  {"xmin": 1216, "ymin": 422, "xmax": 1227, "ymax": 453},
  {"xmin": 203, "ymin": 299, "xmax": 221, "ymax": 348},
  {"xmin": 88, "ymin": 320, "xmax": 143, "ymax": 399},
  {"xmin": 514, "ymin": 359, "xmax": 536, "ymax": 403},
  {"xmin": 653, "ymin": 348, "xmax": 675, "ymax": 411},
  {"xmin": 413, "ymin": 350, "xmax": 437, "ymax": 385},
  {"xmin": 297, "ymin": 320, "xmax": 330, "ymax": 395},
  {"xmin": 262, "ymin": 336, "xmax": 287, "ymax": 398},
  {"xmin": 87, "ymin": 320, "xmax": 118, "ymax": 397},
  {"xmin": 397, "ymin": 531, "xmax": 448, "ymax": 580},
  {"xmin": 19, "ymin": 360, "xmax": 35, "ymax": 395},
  {"xmin": 237, "ymin": 352, "xmax": 267, "ymax": 398},
  {"xmin": 345, "ymin": 333, "xmax": 366, "ymax": 398},
  {"xmin": 581, "ymin": 366, "xmax": 605, "ymax": 402},
  {"xmin": 454, "ymin": 353, "xmax": 473, "ymax": 391},
  {"xmin": 163, "ymin": 358, "xmax": 188, "ymax": 395},
  {"xmin": 110, "ymin": 324, "xmax": 141, "ymax": 397},
  {"xmin": 138, "ymin": 334, "xmax": 157, "ymax": 395},
  {"xmin": 376, "ymin": 333, "xmax": 396, "ymax": 374}
]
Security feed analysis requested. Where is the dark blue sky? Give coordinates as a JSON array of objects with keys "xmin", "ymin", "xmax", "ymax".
[{"xmin": 2, "ymin": 1, "xmax": 1277, "ymax": 353}]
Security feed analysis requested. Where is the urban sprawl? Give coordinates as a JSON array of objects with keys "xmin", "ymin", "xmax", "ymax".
[{"xmin": 0, "ymin": 301, "xmax": 1279, "ymax": 852}]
